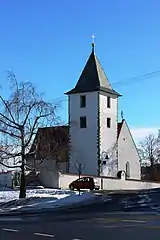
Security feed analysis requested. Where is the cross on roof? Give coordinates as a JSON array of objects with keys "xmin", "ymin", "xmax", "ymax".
[{"xmin": 92, "ymin": 34, "xmax": 95, "ymax": 44}]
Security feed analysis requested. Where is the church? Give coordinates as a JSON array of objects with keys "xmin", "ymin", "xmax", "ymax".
[
  {"xmin": 27, "ymin": 42, "xmax": 141, "ymax": 188},
  {"xmin": 64, "ymin": 42, "xmax": 141, "ymax": 180}
]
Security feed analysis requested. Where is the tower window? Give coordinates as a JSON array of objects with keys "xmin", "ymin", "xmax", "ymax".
[
  {"xmin": 80, "ymin": 116, "xmax": 87, "ymax": 128},
  {"xmin": 107, "ymin": 96, "xmax": 111, "ymax": 108},
  {"xmin": 107, "ymin": 118, "xmax": 111, "ymax": 128},
  {"xmin": 80, "ymin": 95, "xmax": 86, "ymax": 108}
]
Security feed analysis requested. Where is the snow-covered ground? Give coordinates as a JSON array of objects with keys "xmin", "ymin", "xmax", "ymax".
[{"xmin": 0, "ymin": 188, "xmax": 97, "ymax": 213}]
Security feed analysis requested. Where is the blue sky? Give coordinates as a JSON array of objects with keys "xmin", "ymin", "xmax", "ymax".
[{"xmin": 0, "ymin": 0, "xmax": 160, "ymax": 141}]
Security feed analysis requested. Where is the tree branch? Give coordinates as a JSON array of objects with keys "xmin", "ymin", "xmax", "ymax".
[
  {"xmin": 23, "ymin": 103, "xmax": 36, "ymax": 126},
  {"xmin": 0, "ymin": 95, "xmax": 17, "ymax": 125},
  {"xmin": 24, "ymin": 116, "xmax": 40, "ymax": 147},
  {"xmin": 0, "ymin": 161, "xmax": 21, "ymax": 168},
  {"xmin": 0, "ymin": 112, "xmax": 19, "ymax": 129},
  {"xmin": 0, "ymin": 117, "xmax": 20, "ymax": 130},
  {"xmin": 24, "ymin": 112, "xmax": 52, "ymax": 148},
  {"xmin": 0, "ymin": 150, "xmax": 21, "ymax": 159},
  {"xmin": 0, "ymin": 129, "xmax": 20, "ymax": 139},
  {"xmin": 26, "ymin": 150, "xmax": 36, "ymax": 155}
]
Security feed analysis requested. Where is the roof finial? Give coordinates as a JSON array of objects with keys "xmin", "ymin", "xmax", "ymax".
[{"xmin": 92, "ymin": 34, "xmax": 95, "ymax": 52}]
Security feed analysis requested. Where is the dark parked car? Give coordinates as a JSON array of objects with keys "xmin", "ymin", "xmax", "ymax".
[{"xmin": 69, "ymin": 177, "xmax": 100, "ymax": 190}]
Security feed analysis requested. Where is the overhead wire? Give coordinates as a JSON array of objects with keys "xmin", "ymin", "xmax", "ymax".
[{"xmin": 51, "ymin": 70, "xmax": 160, "ymax": 103}]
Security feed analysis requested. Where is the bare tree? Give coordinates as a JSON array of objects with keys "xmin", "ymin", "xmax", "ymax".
[
  {"xmin": 138, "ymin": 134, "xmax": 159, "ymax": 167},
  {"xmin": 0, "ymin": 71, "xmax": 59, "ymax": 198},
  {"xmin": 138, "ymin": 133, "xmax": 160, "ymax": 180}
]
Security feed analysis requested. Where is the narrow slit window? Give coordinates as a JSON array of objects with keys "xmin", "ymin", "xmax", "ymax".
[
  {"xmin": 80, "ymin": 95, "xmax": 86, "ymax": 108},
  {"xmin": 80, "ymin": 116, "xmax": 87, "ymax": 128},
  {"xmin": 107, "ymin": 96, "xmax": 111, "ymax": 108},
  {"xmin": 107, "ymin": 118, "xmax": 111, "ymax": 128}
]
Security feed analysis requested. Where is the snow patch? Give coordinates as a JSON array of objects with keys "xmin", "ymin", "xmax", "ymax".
[{"xmin": 0, "ymin": 189, "xmax": 96, "ymax": 213}]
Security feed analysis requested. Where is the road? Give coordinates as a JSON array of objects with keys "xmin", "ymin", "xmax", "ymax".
[{"xmin": 1, "ymin": 209, "xmax": 160, "ymax": 240}]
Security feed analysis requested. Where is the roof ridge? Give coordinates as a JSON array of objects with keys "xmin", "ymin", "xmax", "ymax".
[{"xmin": 94, "ymin": 54, "xmax": 112, "ymax": 90}]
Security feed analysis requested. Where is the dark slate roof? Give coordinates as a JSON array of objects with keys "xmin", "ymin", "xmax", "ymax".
[
  {"xmin": 65, "ymin": 48, "xmax": 121, "ymax": 96},
  {"xmin": 117, "ymin": 120, "xmax": 124, "ymax": 138},
  {"xmin": 28, "ymin": 126, "xmax": 69, "ymax": 161}
]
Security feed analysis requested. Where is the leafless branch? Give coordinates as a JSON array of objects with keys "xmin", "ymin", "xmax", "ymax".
[
  {"xmin": 0, "ymin": 150, "xmax": 21, "ymax": 159},
  {"xmin": 0, "ymin": 116, "xmax": 19, "ymax": 130},
  {"xmin": 24, "ymin": 112, "xmax": 54, "ymax": 148},
  {"xmin": 138, "ymin": 133, "xmax": 159, "ymax": 166},
  {"xmin": 0, "ymin": 95, "xmax": 17, "ymax": 125},
  {"xmin": 22, "ymin": 103, "xmax": 36, "ymax": 126},
  {"xmin": 0, "ymin": 71, "xmax": 60, "ymax": 168},
  {"xmin": 0, "ymin": 161, "xmax": 21, "ymax": 169},
  {"xmin": 0, "ymin": 129, "xmax": 20, "ymax": 139}
]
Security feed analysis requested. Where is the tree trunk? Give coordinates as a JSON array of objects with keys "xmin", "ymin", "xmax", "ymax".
[
  {"xmin": 150, "ymin": 156, "xmax": 154, "ymax": 181},
  {"xmin": 19, "ymin": 126, "xmax": 26, "ymax": 198},
  {"xmin": 19, "ymin": 160, "xmax": 26, "ymax": 198},
  {"xmin": 97, "ymin": 160, "xmax": 101, "ymax": 177},
  {"xmin": 78, "ymin": 170, "xmax": 81, "ymax": 196}
]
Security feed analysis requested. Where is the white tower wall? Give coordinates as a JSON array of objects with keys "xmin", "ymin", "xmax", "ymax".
[
  {"xmin": 69, "ymin": 92, "xmax": 98, "ymax": 176},
  {"xmin": 99, "ymin": 92, "xmax": 118, "ymax": 177}
]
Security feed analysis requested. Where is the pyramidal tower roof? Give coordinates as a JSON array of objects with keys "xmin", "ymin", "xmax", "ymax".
[{"xmin": 65, "ymin": 43, "xmax": 121, "ymax": 96}]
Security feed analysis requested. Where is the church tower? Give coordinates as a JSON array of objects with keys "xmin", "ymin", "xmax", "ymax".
[{"xmin": 65, "ymin": 42, "xmax": 121, "ymax": 177}]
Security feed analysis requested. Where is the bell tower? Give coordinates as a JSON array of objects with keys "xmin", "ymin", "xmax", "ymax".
[{"xmin": 65, "ymin": 42, "xmax": 121, "ymax": 176}]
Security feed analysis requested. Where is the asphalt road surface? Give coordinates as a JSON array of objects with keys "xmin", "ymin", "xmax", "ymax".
[{"xmin": 1, "ymin": 210, "xmax": 160, "ymax": 240}]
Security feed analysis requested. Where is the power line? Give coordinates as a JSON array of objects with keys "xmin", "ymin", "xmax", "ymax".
[
  {"xmin": 112, "ymin": 70, "xmax": 160, "ymax": 86},
  {"xmin": 52, "ymin": 70, "xmax": 160, "ymax": 103}
]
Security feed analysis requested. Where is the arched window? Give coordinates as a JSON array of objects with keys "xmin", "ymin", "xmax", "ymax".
[{"xmin": 126, "ymin": 161, "xmax": 130, "ymax": 178}]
